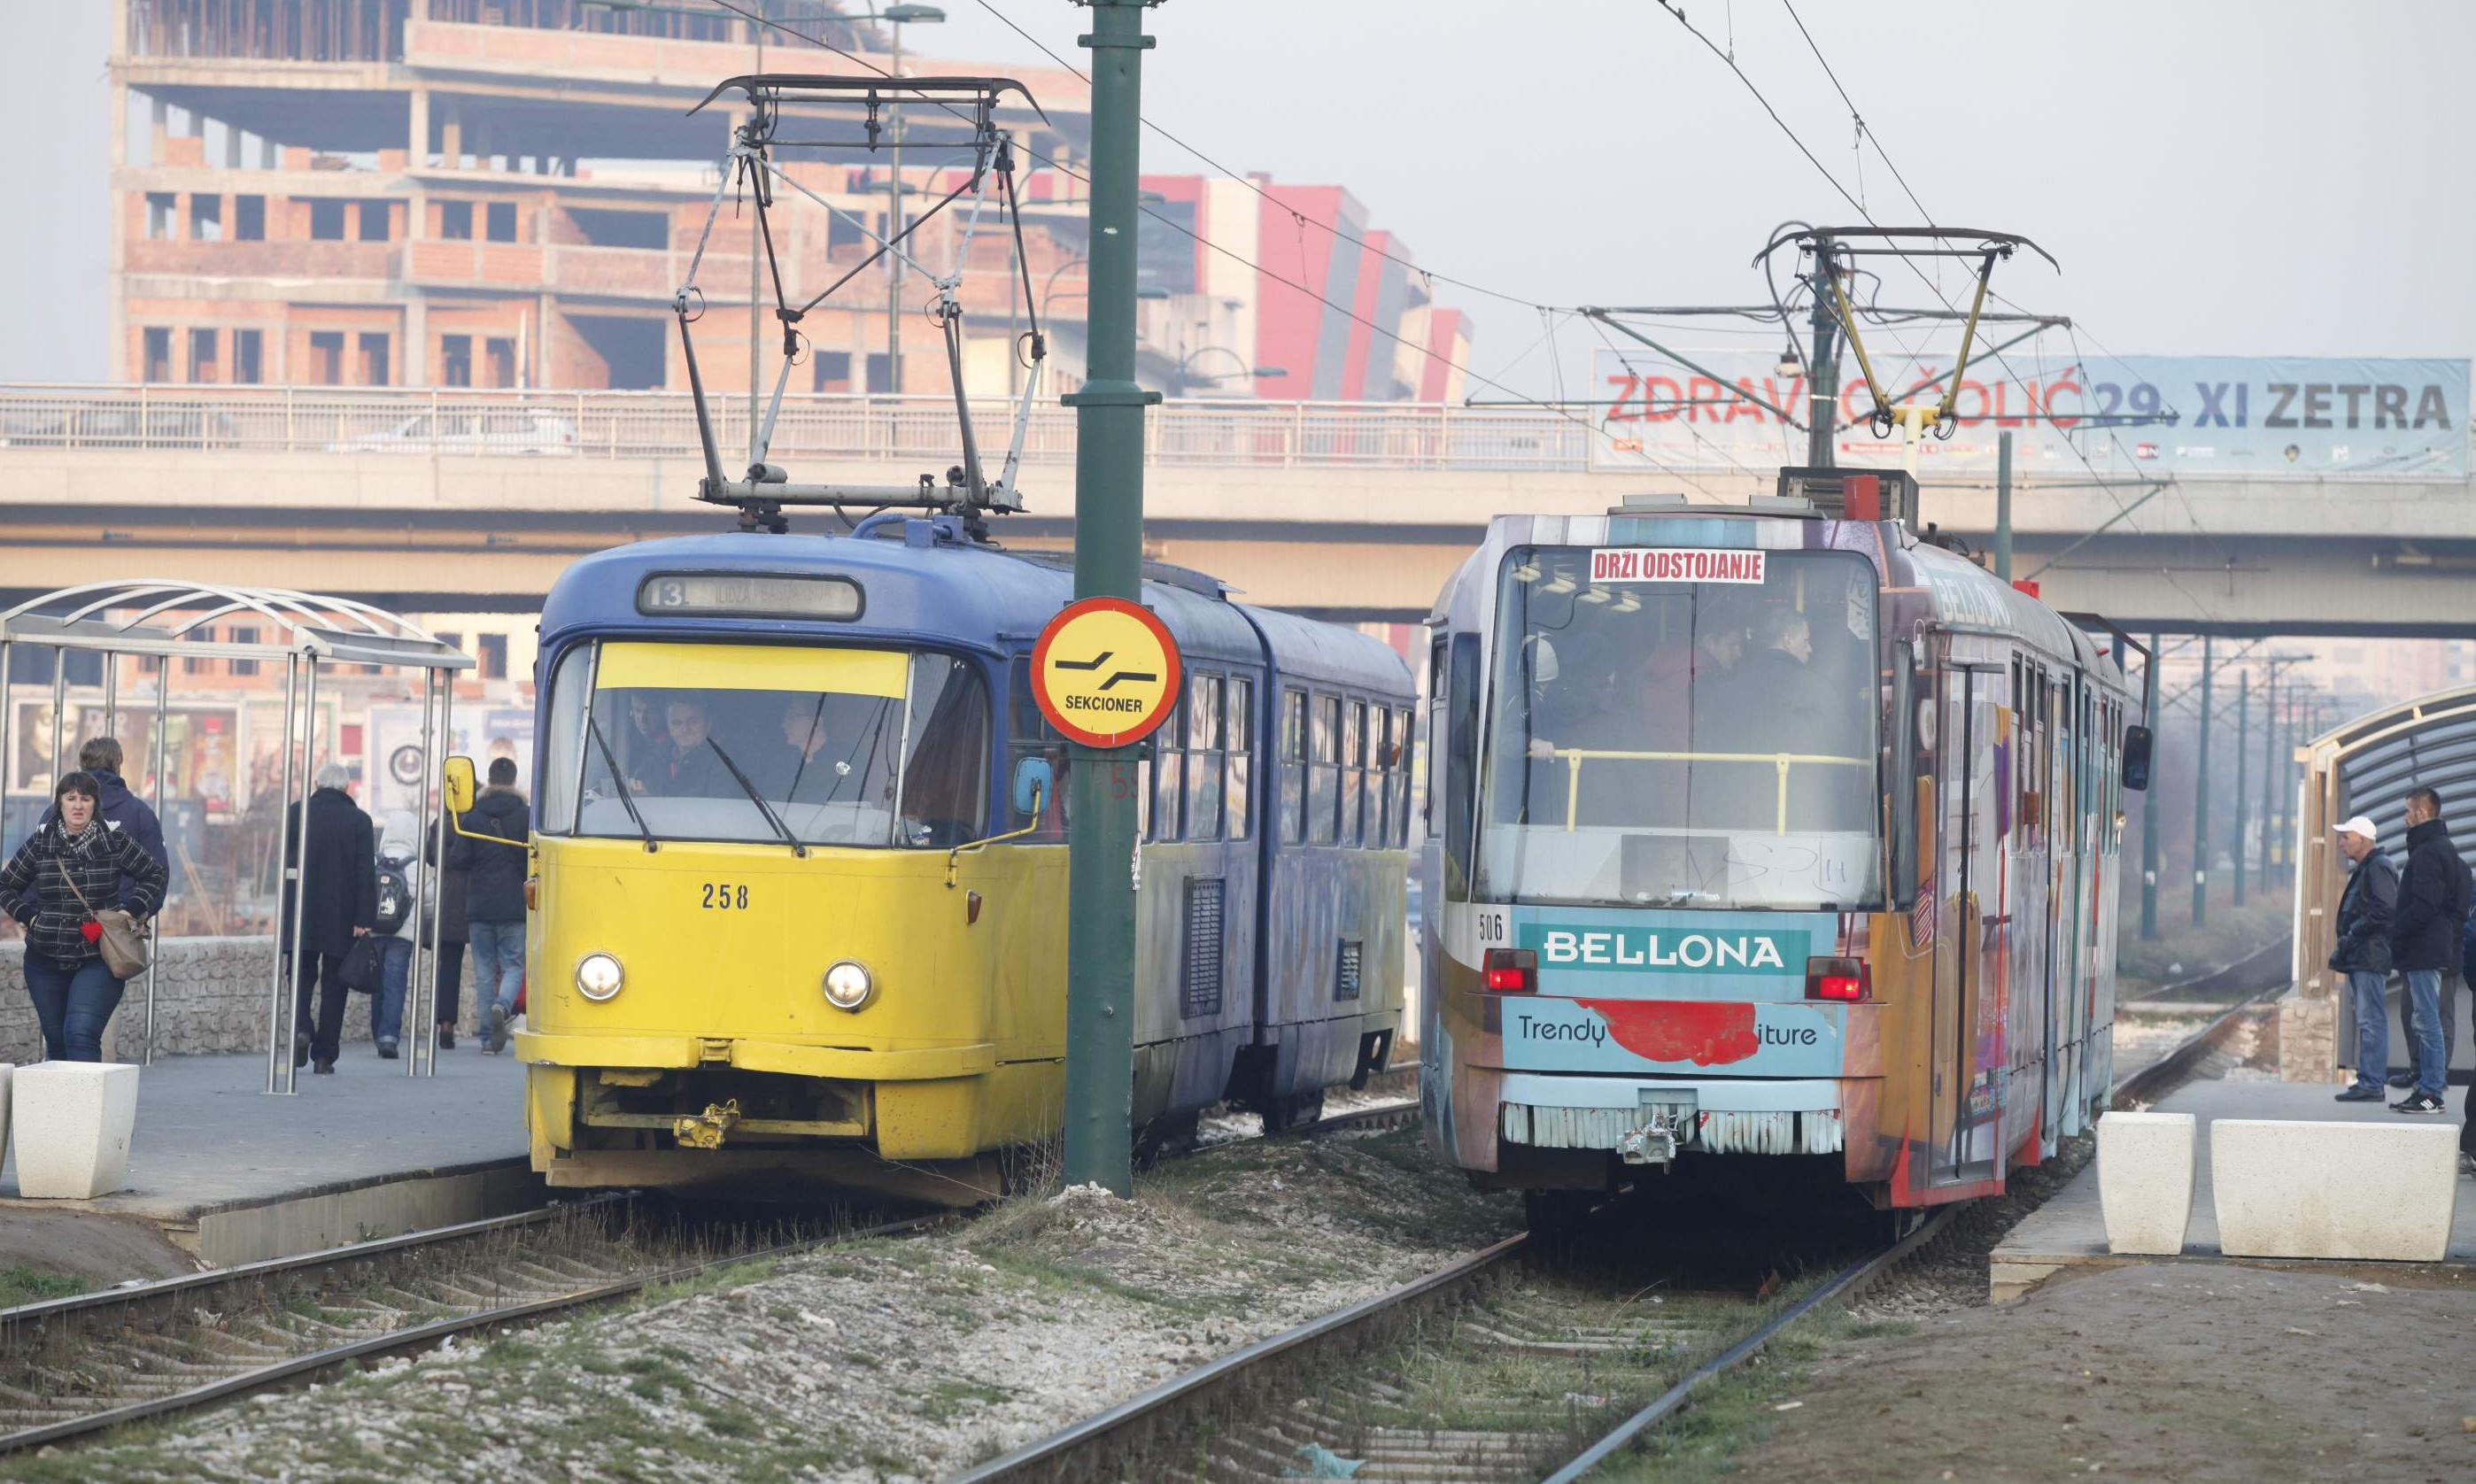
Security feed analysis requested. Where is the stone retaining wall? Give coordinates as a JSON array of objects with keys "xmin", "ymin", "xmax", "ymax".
[{"xmin": 0, "ymin": 938, "xmax": 478, "ymax": 1063}]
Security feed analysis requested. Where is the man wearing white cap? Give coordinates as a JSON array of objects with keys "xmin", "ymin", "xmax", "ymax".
[{"xmin": 2329, "ymin": 814, "xmax": 2399, "ymax": 1102}]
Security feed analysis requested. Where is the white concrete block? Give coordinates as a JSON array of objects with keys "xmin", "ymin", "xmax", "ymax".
[
  {"xmin": 2210, "ymin": 1117, "xmax": 2462, "ymax": 1262},
  {"xmin": 12, "ymin": 1062, "xmax": 141, "ymax": 1200},
  {"xmin": 2097, "ymin": 1110, "xmax": 2197, "ymax": 1256}
]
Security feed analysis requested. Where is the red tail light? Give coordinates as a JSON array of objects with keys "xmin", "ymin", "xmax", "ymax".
[
  {"xmin": 1807, "ymin": 955, "xmax": 1869, "ymax": 1001},
  {"xmin": 1484, "ymin": 947, "xmax": 1536, "ymax": 993}
]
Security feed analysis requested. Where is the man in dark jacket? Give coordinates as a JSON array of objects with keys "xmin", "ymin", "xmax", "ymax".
[
  {"xmin": 2329, "ymin": 815, "xmax": 2398, "ymax": 1102},
  {"xmin": 37, "ymin": 738, "xmax": 167, "ymax": 912},
  {"xmin": 423, "ymin": 816, "xmax": 471, "ymax": 1050},
  {"xmin": 282, "ymin": 763, "xmax": 376, "ymax": 1074},
  {"xmin": 453, "ymin": 757, "xmax": 530, "ymax": 1054},
  {"xmin": 2386, "ymin": 785, "xmax": 2470, "ymax": 1115}
]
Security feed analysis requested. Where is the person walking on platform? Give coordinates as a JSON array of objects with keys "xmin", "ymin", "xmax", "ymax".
[
  {"xmin": 2329, "ymin": 815, "xmax": 2398, "ymax": 1102},
  {"xmin": 2, "ymin": 771, "xmax": 166, "ymax": 1061},
  {"xmin": 36, "ymin": 738, "xmax": 168, "ymax": 912},
  {"xmin": 370, "ymin": 812, "xmax": 420, "ymax": 1059},
  {"xmin": 424, "ymin": 814, "xmax": 470, "ymax": 1050},
  {"xmin": 282, "ymin": 763, "xmax": 376, "ymax": 1075},
  {"xmin": 2385, "ymin": 785, "xmax": 2470, "ymax": 1116},
  {"xmin": 454, "ymin": 757, "xmax": 530, "ymax": 1055}
]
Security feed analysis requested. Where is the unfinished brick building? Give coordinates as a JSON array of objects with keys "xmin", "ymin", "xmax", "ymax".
[{"xmin": 107, "ymin": 0, "xmax": 1466, "ymax": 401}]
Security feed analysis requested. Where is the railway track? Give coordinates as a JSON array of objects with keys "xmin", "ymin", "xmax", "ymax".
[
  {"xmin": 956, "ymin": 1001, "xmax": 2262, "ymax": 1484},
  {"xmin": 0, "ymin": 1090, "xmax": 1421, "ymax": 1459}
]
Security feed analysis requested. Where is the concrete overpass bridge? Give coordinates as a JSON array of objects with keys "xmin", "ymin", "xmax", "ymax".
[{"xmin": 3, "ymin": 384, "xmax": 2471, "ymax": 634}]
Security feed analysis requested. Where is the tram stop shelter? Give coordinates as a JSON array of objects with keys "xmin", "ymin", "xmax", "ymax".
[
  {"xmin": 0, "ymin": 581, "xmax": 473, "ymax": 1093},
  {"xmin": 2288, "ymin": 685, "xmax": 2476, "ymax": 1084}
]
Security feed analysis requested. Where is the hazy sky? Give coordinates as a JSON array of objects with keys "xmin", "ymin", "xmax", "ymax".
[{"xmin": 5, "ymin": 1, "xmax": 2470, "ymax": 391}]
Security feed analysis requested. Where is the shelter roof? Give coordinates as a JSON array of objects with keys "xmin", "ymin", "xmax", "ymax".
[{"xmin": 0, "ymin": 581, "xmax": 473, "ymax": 670}]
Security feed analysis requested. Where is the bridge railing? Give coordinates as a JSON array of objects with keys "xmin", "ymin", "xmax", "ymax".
[{"xmin": 0, "ymin": 383, "xmax": 1597, "ymax": 474}]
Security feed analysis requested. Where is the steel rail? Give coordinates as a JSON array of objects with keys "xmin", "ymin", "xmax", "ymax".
[
  {"xmin": 1540, "ymin": 1204, "xmax": 1959, "ymax": 1484},
  {"xmin": 0, "ymin": 1209, "xmax": 946, "ymax": 1457},
  {"xmin": 2110, "ymin": 980, "xmax": 2286, "ymax": 1109},
  {"xmin": 0, "ymin": 1186, "xmax": 626, "ymax": 1331},
  {"xmin": 950, "ymin": 1233, "xmax": 1531, "ymax": 1483}
]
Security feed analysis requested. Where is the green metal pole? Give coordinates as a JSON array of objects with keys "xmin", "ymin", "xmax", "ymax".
[
  {"xmin": 1059, "ymin": 0, "xmax": 1160, "ymax": 1197},
  {"xmin": 2232, "ymin": 669, "xmax": 2249, "ymax": 908},
  {"xmin": 2140, "ymin": 631, "xmax": 2160, "ymax": 940},
  {"xmin": 1994, "ymin": 430, "xmax": 2014, "ymax": 582},
  {"xmin": 2259, "ymin": 667, "xmax": 2279, "ymax": 876},
  {"xmin": 2193, "ymin": 636, "xmax": 2212, "ymax": 929}
]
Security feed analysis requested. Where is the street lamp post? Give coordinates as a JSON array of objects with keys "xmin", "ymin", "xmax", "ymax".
[
  {"xmin": 878, "ymin": 4, "xmax": 945, "ymax": 396},
  {"xmin": 1172, "ymin": 344, "xmax": 1285, "ymax": 395}
]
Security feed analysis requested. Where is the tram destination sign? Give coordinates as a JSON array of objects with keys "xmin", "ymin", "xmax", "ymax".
[
  {"xmin": 1032, "ymin": 597, "xmax": 1184, "ymax": 749},
  {"xmin": 1589, "ymin": 548, "xmax": 1768, "ymax": 584}
]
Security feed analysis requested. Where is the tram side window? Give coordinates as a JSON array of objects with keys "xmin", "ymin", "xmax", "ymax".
[
  {"xmin": 1281, "ymin": 687, "xmax": 1307, "ymax": 842},
  {"xmin": 1392, "ymin": 706, "xmax": 1416, "ymax": 847},
  {"xmin": 1187, "ymin": 673, "xmax": 1225, "ymax": 841},
  {"xmin": 1151, "ymin": 694, "xmax": 1186, "ymax": 842},
  {"xmin": 1309, "ymin": 693, "xmax": 1342, "ymax": 846},
  {"xmin": 1372, "ymin": 707, "xmax": 1394, "ymax": 847},
  {"xmin": 1343, "ymin": 699, "xmax": 1367, "ymax": 846},
  {"xmin": 538, "ymin": 644, "xmax": 592, "ymax": 835},
  {"xmin": 1226, "ymin": 676, "xmax": 1254, "ymax": 842},
  {"xmin": 1424, "ymin": 638, "xmax": 1446, "ymax": 832},
  {"xmin": 899, "ymin": 654, "xmax": 990, "ymax": 847},
  {"xmin": 1007, "ymin": 656, "xmax": 1069, "ymax": 841}
]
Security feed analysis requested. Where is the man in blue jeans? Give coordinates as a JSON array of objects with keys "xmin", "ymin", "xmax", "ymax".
[
  {"xmin": 2329, "ymin": 815, "xmax": 2398, "ymax": 1101},
  {"xmin": 453, "ymin": 757, "xmax": 530, "ymax": 1053},
  {"xmin": 2387, "ymin": 786, "xmax": 2470, "ymax": 1115}
]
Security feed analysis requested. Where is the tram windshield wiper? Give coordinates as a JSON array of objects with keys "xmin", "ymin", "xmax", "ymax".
[
  {"xmin": 704, "ymin": 737, "xmax": 809, "ymax": 858},
  {"xmin": 585, "ymin": 713, "xmax": 662, "ymax": 853}
]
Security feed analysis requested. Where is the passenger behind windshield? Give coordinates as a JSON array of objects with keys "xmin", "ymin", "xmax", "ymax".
[{"xmin": 1519, "ymin": 601, "xmax": 1751, "ymax": 827}]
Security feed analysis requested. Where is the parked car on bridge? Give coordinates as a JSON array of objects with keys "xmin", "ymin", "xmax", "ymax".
[{"xmin": 327, "ymin": 410, "xmax": 579, "ymax": 456}]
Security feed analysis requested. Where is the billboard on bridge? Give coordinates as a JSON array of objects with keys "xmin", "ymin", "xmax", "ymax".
[{"xmin": 1588, "ymin": 349, "xmax": 2469, "ymax": 479}]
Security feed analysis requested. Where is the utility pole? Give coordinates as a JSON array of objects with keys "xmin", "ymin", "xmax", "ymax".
[
  {"xmin": 1059, "ymin": 0, "xmax": 1160, "ymax": 1198},
  {"xmin": 2193, "ymin": 636, "xmax": 2213, "ymax": 929},
  {"xmin": 2141, "ymin": 630, "xmax": 2161, "ymax": 939},
  {"xmin": 2232, "ymin": 669, "xmax": 2249, "ymax": 908},
  {"xmin": 1804, "ymin": 235, "xmax": 1838, "ymax": 468},
  {"xmin": 1994, "ymin": 430, "xmax": 2014, "ymax": 582},
  {"xmin": 886, "ymin": 18, "xmax": 906, "ymax": 395},
  {"xmin": 2259, "ymin": 665, "xmax": 2279, "ymax": 877}
]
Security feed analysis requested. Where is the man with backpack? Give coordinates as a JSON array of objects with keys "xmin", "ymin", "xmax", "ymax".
[
  {"xmin": 370, "ymin": 812, "xmax": 419, "ymax": 1059},
  {"xmin": 2385, "ymin": 785, "xmax": 2470, "ymax": 1116}
]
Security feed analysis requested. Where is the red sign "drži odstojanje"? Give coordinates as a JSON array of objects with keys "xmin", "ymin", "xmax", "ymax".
[{"xmin": 1588, "ymin": 548, "xmax": 1768, "ymax": 584}]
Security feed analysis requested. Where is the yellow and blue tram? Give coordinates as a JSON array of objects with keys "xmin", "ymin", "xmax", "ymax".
[
  {"xmin": 505, "ymin": 515, "xmax": 1414, "ymax": 1202},
  {"xmin": 1420, "ymin": 479, "xmax": 2146, "ymax": 1212}
]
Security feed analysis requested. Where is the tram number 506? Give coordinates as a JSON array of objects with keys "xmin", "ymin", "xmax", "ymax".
[
  {"xmin": 1476, "ymin": 910, "xmax": 1510, "ymax": 946},
  {"xmin": 700, "ymin": 883, "xmax": 750, "ymax": 910}
]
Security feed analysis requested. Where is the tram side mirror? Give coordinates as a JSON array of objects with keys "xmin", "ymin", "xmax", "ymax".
[
  {"xmin": 445, "ymin": 755, "xmax": 478, "ymax": 815},
  {"xmin": 1011, "ymin": 756, "xmax": 1053, "ymax": 820},
  {"xmin": 2121, "ymin": 725, "xmax": 2154, "ymax": 792}
]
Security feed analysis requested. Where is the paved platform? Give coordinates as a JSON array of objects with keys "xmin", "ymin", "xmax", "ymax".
[
  {"xmin": 1992, "ymin": 1074, "xmax": 2475, "ymax": 1301},
  {"xmin": 1, "ymin": 1045, "xmax": 534, "ymax": 1269}
]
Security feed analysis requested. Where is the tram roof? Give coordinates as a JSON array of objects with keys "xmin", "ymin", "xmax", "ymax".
[{"xmin": 0, "ymin": 580, "xmax": 471, "ymax": 669}]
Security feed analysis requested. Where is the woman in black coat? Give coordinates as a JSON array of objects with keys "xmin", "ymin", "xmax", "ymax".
[{"xmin": 2, "ymin": 771, "xmax": 167, "ymax": 1061}]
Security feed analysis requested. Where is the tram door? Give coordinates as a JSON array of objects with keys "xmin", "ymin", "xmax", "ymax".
[{"xmin": 1929, "ymin": 657, "xmax": 2005, "ymax": 1190}]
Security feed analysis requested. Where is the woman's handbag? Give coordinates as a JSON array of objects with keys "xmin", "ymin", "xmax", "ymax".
[{"xmin": 57, "ymin": 870, "xmax": 151, "ymax": 980}]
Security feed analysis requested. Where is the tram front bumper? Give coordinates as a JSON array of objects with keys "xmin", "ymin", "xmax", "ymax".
[
  {"xmin": 514, "ymin": 1032, "xmax": 1016, "ymax": 1162},
  {"xmin": 1495, "ymin": 1073, "xmax": 1846, "ymax": 1162}
]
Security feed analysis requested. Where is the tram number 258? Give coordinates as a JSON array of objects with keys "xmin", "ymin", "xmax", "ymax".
[{"xmin": 700, "ymin": 883, "xmax": 750, "ymax": 910}]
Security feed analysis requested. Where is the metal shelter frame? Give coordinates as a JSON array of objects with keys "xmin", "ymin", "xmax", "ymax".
[
  {"xmin": 2292, "ymin": 684, "xmax": 2476, "ymax": 1078},
  {"xmin": 0, "ymin": 581, "xmax": 474, "ymax": 1093}
]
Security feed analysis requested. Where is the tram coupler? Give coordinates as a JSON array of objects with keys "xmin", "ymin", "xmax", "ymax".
[
  {"xmin": 1618, "ymin": 1109, "xmax": 1688, "ymax": 1166},
  {"xmin": 673, "ymin": 1099, "xmax": 743, "ymax": 1150}
]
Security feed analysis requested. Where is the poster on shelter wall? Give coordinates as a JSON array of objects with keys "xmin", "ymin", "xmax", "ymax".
[{"xmin": 1589, "ymin": 349, "xmax": 2470, "ymax": 478}]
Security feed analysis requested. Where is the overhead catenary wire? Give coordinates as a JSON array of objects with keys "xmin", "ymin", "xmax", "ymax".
[{"xmin": 695, "ymin": 0, "xmax": 1734, "ymax": 496}]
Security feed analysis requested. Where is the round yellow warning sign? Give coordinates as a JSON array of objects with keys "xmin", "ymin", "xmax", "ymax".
[{"xmin": 1031, "ymin": 597, "xmax": 1183, "ymax": 749}]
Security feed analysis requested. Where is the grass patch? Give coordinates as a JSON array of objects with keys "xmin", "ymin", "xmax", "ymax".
[{"xmin": 0, "ymin": 1264, "xmax": 89, "ymax": 1309}]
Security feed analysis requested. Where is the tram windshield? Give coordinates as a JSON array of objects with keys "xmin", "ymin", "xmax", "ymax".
[
  {"xmin": 1477, "ymin": 546, "xmax": 1881, "ymax": 910},
  {"xmin": 538, "ymin": 642, "xmax": 987, "ymax": 849}
]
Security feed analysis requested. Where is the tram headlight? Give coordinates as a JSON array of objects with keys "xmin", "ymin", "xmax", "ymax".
[
  {"xmin": 823, "ymin": 959, "xmax": 874, "ymax": 1011},
  {"xmin": 575, "ymin": 952, "xmax": 625, "ymax": 1002}
]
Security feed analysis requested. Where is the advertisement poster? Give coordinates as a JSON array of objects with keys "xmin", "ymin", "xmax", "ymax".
[{"xmin": 1589, "ymin": 349, "xmax": 2469, "ymax": 479}]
